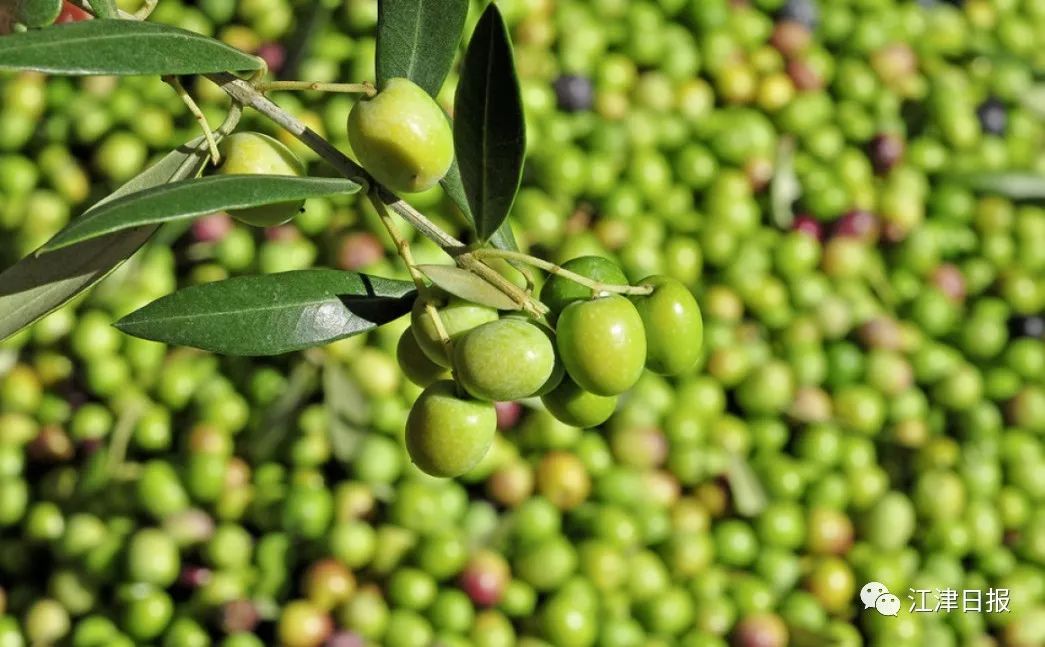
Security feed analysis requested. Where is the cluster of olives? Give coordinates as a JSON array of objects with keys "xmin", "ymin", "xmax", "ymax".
[{"xmin": 398, "ymin": 255, "xmax": 702, "ymax": 478}]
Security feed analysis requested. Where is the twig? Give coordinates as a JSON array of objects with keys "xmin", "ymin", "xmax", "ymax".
[
  {"xmin": 257, "ymin": 81, "xmax": 376, "ymax": 96},
  {"xmin": 165, "ymin": 76, "xmax": 221, "ymax": 165},
  {"xmin": 368, "ymin": 192, "xmax": 455, "ymax": 362},
  {"xmin": 367, "ymin": 192, "xmax": 428, "ymax": 293},
  {"xmin": 475, "ymin": 249, "xmax": 654, "ymax": 296},
  {"xmin": 210, "ymin": 72, "xmax": 373, "ymax": 192}
]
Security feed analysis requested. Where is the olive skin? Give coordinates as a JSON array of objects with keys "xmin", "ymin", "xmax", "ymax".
[
  {"xmin": 216, "ymin": 132, "xmax": 305, "ymax": 227},
  {"xmin": 556, "ymin": 295, "xmax": 647, "ymax": 396},
  {"xmin": 406, "ymin": 381, "xmax": 496, "ymax": 477},
  {"xmin": 410, "ymin": 291, "xmax": 499, "ymax": 368},
  {"xmin": 454, "ymin": 318, "xmax": 556, "ymax": 402},
  {"xmin": 347, "ymin": 78, "xmax": 454, "ymax": 193},
  {"xmin": 540, "ymin": 256, "xmax": 629, "ymax": 319},
  {"xmin": 631, "ymin": 275, "xmax": 703, "ymax": 375},
  {"xmin": 277, "ymin": 599, "xmax": 333, "ymax": 647},
  {"xmin": 397, "ymin": 327, "xmax": 449, "ymax": 388},
  {"xmin": 541, "ymin": 378, "xmax": 617, "ymax": 428}
]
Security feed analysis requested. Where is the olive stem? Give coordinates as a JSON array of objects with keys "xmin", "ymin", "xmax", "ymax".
[
  {"xmin": 456, "ymin": 252, "xmax": 549, "ymax": 317},
  {"xmin": 425, "ymin": 301, "xmax": 455, "ymax": 365},
  {"xmin": 367, "ymin": 191, "xmax": 429, "ymax": 294},
  {"xmin": 134, "ymin": 0, "xmax": 158, "ymax": 20},
  {"xmin": 475, "ymin": 249, "xmax": 654, "ymax": 296},
  {"xmin": 256, "ymin": 81, "xmax": 377, "ymax": 96},
  {"xmin": 165, "ymin": 75, "xmax": 221, "ymax": 165},
  {"xmin": 369, "ymin": 192, "xmax": 458, "ymax": 363}
]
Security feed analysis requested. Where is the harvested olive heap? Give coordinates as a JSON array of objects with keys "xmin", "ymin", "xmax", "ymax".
[{"xmin": 3, "ymin": 0, "xmax": 1045, "ymax": 646}]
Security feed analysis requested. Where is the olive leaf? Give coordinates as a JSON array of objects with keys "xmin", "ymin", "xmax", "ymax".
[
  {"xmin": 0, "ymin": 136, "xmax": 214, "ymax": 342},
  {"xmin": 0, "ymin": 20, "xmax": 263, "ymax": 75},
  {"xmin": 115, "ymin": 269, "xmax": 418, "ymax": 356},
  {"xmin": 453, "ymin": 3, "xmax": 526, "ymax": 243},
  {"xmin": 41, "ymin": 175, "xmax": 361, "ymax": 252},
  {"xmin": 958, "ymin": 171, "xmax": 1045, "ymax": 201},
  {"xmin": 417, "ymin": 264, "xmax": 522, "ymax": 311},
  {"xmin": 375, "ymin": 0, "xmax": 469, "ymax": 97},
  {"xmin": 440, "ymin": 158, "xmax": 519, "ymax": 251}
]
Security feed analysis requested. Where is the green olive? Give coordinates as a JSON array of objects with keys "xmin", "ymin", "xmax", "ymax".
[
  {"xmin": 454, "ymin": 318, "xmax": 556, "ymax": 401},
  {"xmin": 539, "ymin": 255, "xmax": 629, "ymax": 319},
  {"xmin": 410, "ymin": 291, "xmax": 499, "ymax": 368},
  {"xmin": 556, "ymin": 295, "xmax": 646, "ymax": 396},
  {"xmin": 216, "ymin": 132, "xmax": 305, "ymax": 227},
  {"xmin": 277, "ymin": 599, "xmax": 332, "ymax": 647},
  {"xmin": 541, "ymin": 377, "xmax": 617, "ymax": 428},
  {"xmin": 125, "ymin": 528, "xmax": 180, "ymax": 588},
  {"xmin": 405, "ymin": 380, "xmax": 496, "ymax": 477},
  {"xmin": 630, "ymin": 275, "xmax": 703, "ymax": 375},
  {"xmin": 347, "ymin": 78, "xmax": 454, "ymax": 193},
  {"xmin": 397, "ymin": 326, "xmax": 450, "ymax": 388}
]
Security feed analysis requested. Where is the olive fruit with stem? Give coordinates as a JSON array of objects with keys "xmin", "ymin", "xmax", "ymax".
[{"xmin": 347, "ymin": 78, "xmax": 454, "ymax": 193}]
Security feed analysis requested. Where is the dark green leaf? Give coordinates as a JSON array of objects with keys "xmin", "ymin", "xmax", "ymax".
[
  {"xmin": 323, "ymin": 361, "xmax": 369, "ymax": 462},
  {"xmin": 0, "ymin": 136, "xmax": 213, "ymax": 341},
  {"xmin": 488, "ymin": 220, "xmax": 520, "ymax": 252},
  {"xmin": 418, "ymin": 264, "xmax": 522, "ymax": 310},
  {"xmin": 42, "ymin": 175, "xmax": 360, "ymax": 251},
  {"xmin": 959, "ymin": 171, "xmax": 1045, "ymax": 200},
  {"xmin": 16, "ymin": 0, "xmax": 63, "ymax": 27},
  {"xmin": 375, "ymin": 0, "xmax": 468, "ymax": 97},
  {"xmin": 86, "ymin": 0, "xmax": 117, "ymax": 19},
  {"xmin": 115, "ymin": 269, "xmax": 417, "ymax": 356},
  {"xmin": 439, "ymin": 121, "xmax": 518, "ymax": 251},
  {"xmin": 453, "ymin": 3, "xmax": 525, "ymax": 242},
  {"xmin": 0, "ymin": 20, "xmax": 263, "ymax": 75}
]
